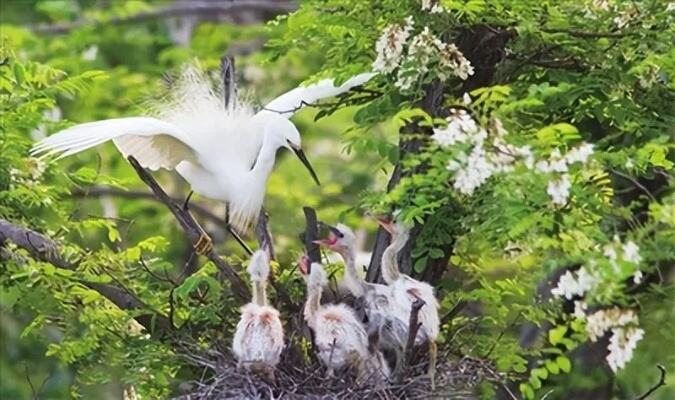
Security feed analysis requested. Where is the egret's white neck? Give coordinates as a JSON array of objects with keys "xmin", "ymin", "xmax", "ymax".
[
  {"xmin": 381, "ymin": 229, "xmax": 409, "ymax": 284},
  {"xmin": 338, "ymin": 245, "xmax": 366, "ymax": 297},
  {"xmin": 248, "ymin": 132, "xmax": 281, "ymax": 181},
  {"xmin": 304, "ymin": 282, "xmax": 322, "ymax": 324}
]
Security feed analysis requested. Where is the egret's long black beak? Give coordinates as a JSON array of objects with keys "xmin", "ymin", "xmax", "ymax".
[{"xmin": 288, "ymin": 141, "xmax": 320, "ymax": 186}]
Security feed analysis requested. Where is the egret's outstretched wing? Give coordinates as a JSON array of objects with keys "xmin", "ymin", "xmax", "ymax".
[
  {"xmin": 31, "ymin": 117, "xmax": 200, "ymax": 171},
  {"xmin": 259, "ymin": 72, "xmax": 376, "ymax": 118}
]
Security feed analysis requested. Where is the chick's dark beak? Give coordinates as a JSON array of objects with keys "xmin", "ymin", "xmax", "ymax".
[{"xmin": 288, "ymin": 140, "xmax": 320, "ymax": 186}]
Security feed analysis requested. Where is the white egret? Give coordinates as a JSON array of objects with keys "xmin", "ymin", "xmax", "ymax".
[
  {"xmin": 316, "ymin": 223, "xmax": 414, "ymax": 371},
  {"xmin": 232, "ymin": 250, "xmax": 284, "ymax": 380},
  {"xmin": 298, "ymin": 255, "xmax": 389, "ymax": 383},
  {"xmin": 31, "ymin": 65, "xmax": 376, "ymax": 252},
  {"xmin": 375, "ymin": 216, "xmax": 440, "ymax": 389}
]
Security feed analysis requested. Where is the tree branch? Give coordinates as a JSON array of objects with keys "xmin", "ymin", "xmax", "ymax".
[
  {"xmin": 0, "ymin": 218, "xmax": 172, "ymax": 333},
  {"xmin": 542, "ymin": 28, "xmax": 634, "ymax": 38},
  {"xmin": 126, "ymin": 156, "xmax": 250, "ymax": 302},
  {"xmin": 395, "ymin": 298, "xmax": 426, "ymax": 382},
  {"xmin": 70, "ymin": 186, "xmax": 229, "ymax": 227},
  {"xmin": 635, "ymin": 365, "xmax": 667, "ymax": 400},
  {"xmin": 29, "ymin": 0, "xmax": 297, "ymax": 34},
  {"xmin": 300, "ymin": 207, "xmax": 321, "ymax": 263}
]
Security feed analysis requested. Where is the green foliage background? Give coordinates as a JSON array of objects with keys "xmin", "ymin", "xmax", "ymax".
[{"xmin": 1, "ymin": 0, "xmax": 673, "ymax": 399}]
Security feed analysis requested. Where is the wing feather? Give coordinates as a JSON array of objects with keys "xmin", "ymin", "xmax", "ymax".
[
  {"xmin": 259, "ymin": 72, "xmax": 376, "ymax": 118},
  {"xmin": 31, "ymin": 117, "xmax": 200, "ymax": 171}
]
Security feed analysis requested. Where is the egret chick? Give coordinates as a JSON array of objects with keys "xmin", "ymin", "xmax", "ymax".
[
  {"xmin": 232, "ymin": 250, "xmax": 284, "ymax": 380},
  {"xmin": 376, "ymin": 216, "xmax": 440, "ymax": 389},
  {"xmin": 316, "ymin": 223, "xmax": 412, "ymax": 357},
  {"xmin": 32, "ymin": 64, "xmax": 376, "ymax": 251},
  {"xmin": 298, "ymin": 256, "xmax": 389, "ymax": 383}
]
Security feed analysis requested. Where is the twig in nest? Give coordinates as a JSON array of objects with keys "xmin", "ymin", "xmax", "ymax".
[
  {"xmin": 395, "ymin": 298, "xmax": 426, "ymax": 382},
  {"xmin": 635, "ymin": 365, "xmax": 667, "ymax": 400}
]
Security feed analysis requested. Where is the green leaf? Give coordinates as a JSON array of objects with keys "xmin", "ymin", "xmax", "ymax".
[
  {"xmin": 545, "ymin": 359, "xmax": 560, "ymax": 374},
  {"xmin": 556, "ymin": 356, "xmax": 572, "ymax": 373},
  {"xmin": 548, "ymin": 325, "xmax": 567, "ymax": 345},
  {"xmin": 520, "ymin": 383, "xmax": 535, "ymax": 399}
]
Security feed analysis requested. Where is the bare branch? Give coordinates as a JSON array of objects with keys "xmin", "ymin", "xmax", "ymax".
[
  {"xmin": 126, "ymin": 156, "xmax": 250, "ymax": 302},
  {"xmin": 29, "ymin": 1, "xmax": 297, "ymax": 35},
  {"xmin": 221, "ymin": 55, "xmax": 237, "ymax": 111},
  {"xmin": 635, "ymin": 365, "xmax": 667, "ymax": 400},
  {"xmin": 254, "ymin": 208, "xmax": 296, "ymax": 311},
  {"xmin": 0, "ymin": 218, "xmax": 172, "ymax": 333},
  {"xmin": 301, "ymin": 207, "xmax": 321, "ymax": 263}
]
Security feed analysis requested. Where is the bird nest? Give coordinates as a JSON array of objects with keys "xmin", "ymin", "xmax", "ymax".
[{"xmin": 175, "ymin": 343, "xmax": 501, "ymax": 399}]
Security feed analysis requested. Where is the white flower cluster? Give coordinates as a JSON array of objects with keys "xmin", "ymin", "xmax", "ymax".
[
  {"xmin": 438, "ymin": 43, "xmax": 475, "ymax": 81},
  {"xmin": 583, "ymin": 307, "xmax": 644, "ymax": 372},
  {"xmin": 536, "ymin": 143, "xmax": 594, "ymax": 206},
  {"xmin": 551, "ymin": 266, "xmax": 601, "ymax": 300},
  {"xmin": 9, "ymin": 157, "xmax": 47, "ymax": 189},
  {"xmin": 603, "ymin": 236, "xmax": 643, "ymax": 282},
  {"xmin": 421, "ymin": 0, "xmax": 446, "ymax": 14},
  {"xmin": 372, "ymin": 19, "xmax": 473, "ymax": 91},
  {"xmin": 433, "ymin": 110, "xmax": 533, "ymax": 195},
  {"xmin": 607, "ymin": 326, "xmax": 645, "ymax": 372},
  {"xmin": 372, "ymin": 17, "xmax": 414, "ymax": 74}
]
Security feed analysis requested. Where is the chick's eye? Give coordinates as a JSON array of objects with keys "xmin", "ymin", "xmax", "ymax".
[{"xmin": 338, "ymin": 232, "xmax": 344, "ymax": 238}]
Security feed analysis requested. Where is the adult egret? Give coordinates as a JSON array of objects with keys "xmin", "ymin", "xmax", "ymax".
[
  {"xmin": 298, "ymin": 255, "xmax": 389, "ymax": 383},
  {"xmin": 375, "ymin": 216, "xmax": 440, "ymax": 389},
  {"xmin": 31, "ymin": 65, "xmax": 376, "ymax": 252},
  {"xmin": 316, "ymin": 223, "xmax": 414, "ymax": 374},
  {"xmin": 232, "ymin": 250, "xmax": 284, "ymax": 380}
]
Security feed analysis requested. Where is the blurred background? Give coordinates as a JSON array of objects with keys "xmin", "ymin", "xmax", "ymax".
[{"xmin": 0, "ymin": 1, "xmax": 395, "ymax": 398}]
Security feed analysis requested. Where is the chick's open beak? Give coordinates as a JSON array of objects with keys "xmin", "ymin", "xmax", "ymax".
[
  {"xmin": 288, "ymin": 140, "xmax": 320, "ymax": 186},
  {"xmin": 373, "ymin": 215, "xmax": 395, "ymax": 234},
  {"xmin": 298, "ymin": 255, "xmax": 312, "ymax": 275}
]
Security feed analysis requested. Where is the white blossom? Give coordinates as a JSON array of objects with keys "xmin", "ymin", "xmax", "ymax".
[
  {"xmin": 438, "ymin": 43, "xmax": 474, "ymax": 81},
  {"xmin": 607, "ymin": 327, "xmax": 644, "ymax": 372},
  {"xmin": 82, "ymin": 45, "xmax": 98, "ymax": 61},
  {"xmin": 633, "ymin": 270, "xmax": 643, "ymax": 284},
  {"xmin": 622, "ymin": 240, "xmax": 641, "ymax": 264},
  {"xmin": 565, "ymin": 143, "xmax": 594, "ymax": 164},
  {"xmin": 431, "ymin": 109, "xmax": 478, "ymax": 147},
  {"xmin": 551, "ymin": 267, "xmax": 599, "ymax": 300},
  {"xmin": 462, "ymin": 92, "xmax": 472, "ymax": 105},
  {"xmin": 547, "ymin": 174, "xmax": 571, "ymax": 205},
  {"xmin": 574, "ymin": 300, "xmax": 588, "ymax": 318},
  {"xmin": 585, "ymin": 307, "xmax": 638, "ymax": 342},
  {"xmin": 421, "ymin": 0, "xmax": 446, "ymax": 13},
  {"xmin": 451, "ymin": 145, "xmax": 494, "ymax": 195},
  {"xmin": 372, "ymin": 17, "xmax": 414, "ymax": 74},
  {"xmin": 551, "ymin": 270, "xmax": 582, "ymax": 300}
]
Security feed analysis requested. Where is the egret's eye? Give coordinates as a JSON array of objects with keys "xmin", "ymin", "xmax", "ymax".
[{"xmin": 338, "ymin": 232, "xmax": 344, "ymax": 238}]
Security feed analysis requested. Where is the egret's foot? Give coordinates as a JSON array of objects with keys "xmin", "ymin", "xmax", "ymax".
[{"xmin": 193, "ymin": 233, "xmax": 213, "ymax": 255}]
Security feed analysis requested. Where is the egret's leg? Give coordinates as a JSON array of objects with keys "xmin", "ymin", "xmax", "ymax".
[
  {"xmin": 222, "ymin": 204, "xmax": 253, "ymax": 255},
  {"xmin": 428, "ymin": 340, "xmax": 437, "ymax": 391},
  {"xmin": 182, "ymin": 190, "xmax": 194, "ymax": 211}
]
